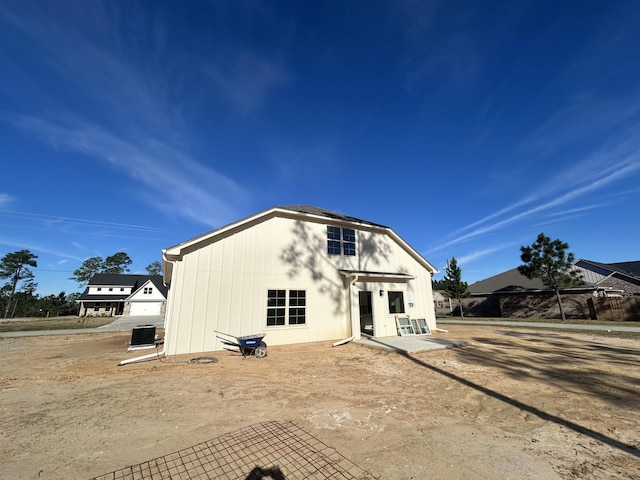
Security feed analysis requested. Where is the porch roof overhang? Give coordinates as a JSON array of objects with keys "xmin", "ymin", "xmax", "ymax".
[
  {"xmin": 338, "ymin": 270, "xmax": 415, "ymax": 282},
  {"xmin": 77, "ymin": 294, "xmax": 129, "ymax": 302}
]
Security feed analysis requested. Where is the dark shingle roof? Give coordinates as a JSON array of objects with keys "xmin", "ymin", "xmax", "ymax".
[
  {"xmin": 467, "ymin": 268, "xmax": 546, "ymax": 294},
  {"xmin": 78, "ymin": 274, "xmax": 167, "ymax": 300},
  {"xmin": 470, "ymin": 259, "xmax": 640, "ymax": 295},
  {"xmin": 278, "ymin": 205, "xmax": 389, "ymax": 228},
  {"xmin": 577, "ymin": 259, "xmax": 640, "ymax": 279}
]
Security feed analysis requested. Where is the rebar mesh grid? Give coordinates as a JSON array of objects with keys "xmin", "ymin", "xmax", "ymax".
[{"xmin": 90, "ymin": 421, "xmax": 377, "ymax": 480}]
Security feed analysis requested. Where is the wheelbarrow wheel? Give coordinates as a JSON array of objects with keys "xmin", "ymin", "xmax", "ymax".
[{"xmin": 254, "ymin": 341, "xmax": 267, "ymax": 358}]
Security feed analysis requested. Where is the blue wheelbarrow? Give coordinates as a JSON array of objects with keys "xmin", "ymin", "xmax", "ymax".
[{"xmin": 214, "ymin": 331, "xmax": 267, "ymax": 358}]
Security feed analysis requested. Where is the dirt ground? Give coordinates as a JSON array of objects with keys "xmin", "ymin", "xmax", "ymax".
[{"xmin": 1, "ymin": 325, "xmax": 638, "ymax": 480}]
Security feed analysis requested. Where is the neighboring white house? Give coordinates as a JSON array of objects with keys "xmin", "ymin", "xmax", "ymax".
[
  {"xmin": 160, "ymin": 205, "xmax": 438, "ymax": 356},
  {"xmin": 77, "ymin": 274, "xmax": 167, "ymax": 317}
]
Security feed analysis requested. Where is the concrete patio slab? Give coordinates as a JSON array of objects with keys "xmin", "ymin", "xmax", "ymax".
[{"xmin": 355, "ymin": 334, "xmax": 467, "ymax": 353}]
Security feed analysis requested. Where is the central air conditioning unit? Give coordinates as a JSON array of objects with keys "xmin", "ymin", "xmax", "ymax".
[{"xmin": 128, "ymin": 324, "xmax": 157, "ymax": 351}]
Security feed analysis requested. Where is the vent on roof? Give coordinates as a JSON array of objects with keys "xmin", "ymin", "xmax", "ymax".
[{"xmin": 128, "ymin": 324, "xmax": 157, "ymax": 351}]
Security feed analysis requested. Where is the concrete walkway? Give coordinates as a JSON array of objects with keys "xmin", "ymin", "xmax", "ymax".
[{"xmin": 437, "ymin": 319, "xmax": 640, "ymax": 333}]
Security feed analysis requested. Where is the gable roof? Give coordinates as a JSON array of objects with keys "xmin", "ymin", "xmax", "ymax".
[
  {"xmin": 86, "ymin": 273, "xmax": 153, "ymax": 287},
  {"xmin": 163, "ymin": 205, "xmax": 436, "ymax": 283},
  {"xmin": 277, "ymin": 205, "xmax": 389, "ymax": 228},
  {"xmin": 467, "ymin": 267, "xmax": 546, "ymax": 294},
  {"xmin": 78, "ymin": 274, "xmax": 168, "ymax": 301},
  {"xmin": 575, "ymin": 259, "xmax": 640, "ymax": 279},
  {"xmin": 469, "ymin": 259, "xmax": 640, "ymax": 295},
  {"xmin": 574, "ymin": 259, "xmax": 640, "ymax": 287}
]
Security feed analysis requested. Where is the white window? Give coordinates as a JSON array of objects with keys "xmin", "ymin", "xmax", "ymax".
[{"xmin": 143, "ymin": 287, "xmax": 153, "ymax": 294}]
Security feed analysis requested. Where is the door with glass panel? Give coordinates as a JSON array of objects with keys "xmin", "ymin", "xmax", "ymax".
[{"xmin": 359, "ymin": 291, "xmax": 373, "ymax": 335}]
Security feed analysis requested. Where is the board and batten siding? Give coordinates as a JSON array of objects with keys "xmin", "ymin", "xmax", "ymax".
[{"xmin": 164, "ymin": 214, "xmax": 436, "ymax": 355}]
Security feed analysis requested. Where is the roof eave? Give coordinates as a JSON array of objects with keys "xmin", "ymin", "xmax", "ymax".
[{"xmin": 162, "ymin": 207, "xmax": 438, "ymax": 275}]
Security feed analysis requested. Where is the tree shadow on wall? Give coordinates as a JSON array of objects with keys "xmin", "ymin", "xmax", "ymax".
[{"xmin": 280, "ymin": 220, "xmax": 397, "ymax": 315}]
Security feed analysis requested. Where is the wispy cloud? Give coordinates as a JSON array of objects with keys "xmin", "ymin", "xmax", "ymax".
[
  {"xmin": 520, "ymin": 93, "xmax": 640, "ymax": 157},
  {"xmin": 0, "ymin": 238, "xmax": 85, "ymax": 262},
  {"xmin": 427, "ymin": 124, "xmax": 640, "ymax": 255},
  {"xmin": 455, "ymin": 242, "xmax": 518, "ymax": 266},
  {"xmin": 5, "ymin": 114, "xmax": 249, "ymax": 228},
  {"xmin": 0, "ymin": 2, "xmax": 251, "ymax": 228},
  {"xmin": 0, "ymin": 209, "xmax": 168, "ymax": 232},
  {"xmin": 0, "ymin": 193, "xmax": 14, "ymax": 207}
]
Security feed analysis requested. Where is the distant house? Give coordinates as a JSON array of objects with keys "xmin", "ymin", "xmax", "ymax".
[
  {"xmin": 433, "ymin": 290, "xmax": 450, "ymax": 309},
  {"xmin": 468, "ymin": 259, "xmax": 640, "ymax": 296},
  {"xmin": 467, "ymin": 268, "xmax": 546, "ymax": 294},
  {"xmin": 462, "ymin": 259, "xmax": 640, "ymax": 320},
  {"xmin": 573, "ymin": 259, "xmax": 640, "ymax": 295},
  {"xmin": 159, "ymin": 205, "xmax": 439, "ymax": 357},
  {"xmin": 77, "ymin": 274, "xmax": 168, "ymax": 317}
]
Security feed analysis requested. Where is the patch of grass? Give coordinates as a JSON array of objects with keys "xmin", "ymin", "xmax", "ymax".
[{"xmin": 0, "ymin": 316, "xmax": 113, "ymax": 332}]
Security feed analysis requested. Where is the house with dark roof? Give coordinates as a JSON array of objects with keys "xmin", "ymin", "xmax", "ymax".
[
  {"xmin": 461, "ymin": 259, "xmax": 640, "ymax": 321},
  {"xmin": 467, "ymin": 268, "xmax": 546, "ymax": 294},
  {"xmin": 77, "ymin": 274, "xmax": 168, "ymax": 317},
  {"xmin": 468, "ymin": 259, "xmax": 640, "ymax": 296},
  {"xmin": 573, "ymin": 259, "xmax": 640, "ymax": 295},
  {"xmin": 131, "ymin": 205, "xmax": 438, "ymax": 360}
]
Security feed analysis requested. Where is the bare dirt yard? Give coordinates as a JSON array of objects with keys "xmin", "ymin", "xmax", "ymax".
[{"xmin": 1, "ymin": 325, "xmax": 638, "ymax": 480}]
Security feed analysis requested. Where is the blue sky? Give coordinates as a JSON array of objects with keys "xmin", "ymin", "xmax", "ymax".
[{"xmin": 1, "ymin": 1, "xmax": 640, "ymax": 295}]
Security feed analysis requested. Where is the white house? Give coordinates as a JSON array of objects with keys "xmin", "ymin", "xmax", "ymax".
[
  {"xmin": 77, "ymin": 274, "xmax": 167, "ymax": 317},
  {"xmin": 156, "ymin": 206, "xmax": 438, "ymax": 357}
]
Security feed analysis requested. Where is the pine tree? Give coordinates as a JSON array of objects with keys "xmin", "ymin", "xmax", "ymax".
[
  {"xmin": 518, "ymin": 233, "xmax": 583, "ymax": 322},
  {"xmin": 443, "ymin": 257, "xmax": 469, "ymax": 319}
]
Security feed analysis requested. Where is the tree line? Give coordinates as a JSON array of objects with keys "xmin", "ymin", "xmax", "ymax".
[
  {"xmin": 0, "ymin": 250, "xmax": 162, "ymax": 319},
  {"xmin": 70, "ymin": 253, "xmax": 162, "ymax": 284},
  {"xmin": 2, "ymin": 233, "xmax": 579, "ymax": 320},
  {"xmin": 433, "ymin": 233, "xmax": 583, "ymax": 321}
]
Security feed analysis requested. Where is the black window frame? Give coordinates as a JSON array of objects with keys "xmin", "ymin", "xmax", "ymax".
[
  {"xmin": 388, "ymin": 291, "xmax": 405, "ymax": 314},
  {"xmin": 327, "ymin": 226, "xmax": 357, "ymax": 256},
  {"xmin": 288, "ymin": 290, "xmax": 306, "ymax": 325},
  {"xmin": 266, "ymin": 289, "xmax": 306, "ymax": 326},
  {"xmin": 267, "ymin": 290, "xmax": 287, "ymax": 326}
]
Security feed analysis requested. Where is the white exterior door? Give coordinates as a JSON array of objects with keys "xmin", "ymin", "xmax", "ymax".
[{"xmin": 130, "ymin": 302, "xmax": 162, "ymax": 316}]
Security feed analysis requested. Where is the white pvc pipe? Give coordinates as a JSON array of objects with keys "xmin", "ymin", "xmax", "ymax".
[
  {"xmin": 332, "ymin": 336, "xmax": 354, "ymax": 347},
  {"xmin": 118, "ymin": 346, "xmax": 165, "ymax": 366},
  {"xmin": 119, "ymin": 256, "xmax": 174, "ymax": 366}
]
